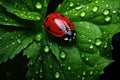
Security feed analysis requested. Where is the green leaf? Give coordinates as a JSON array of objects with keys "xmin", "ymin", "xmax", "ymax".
[
  {"xmin": 0, "ymin": 0, "xmax": 47, "ymax": 20},
  {"xmin": 0, "ymin": 7, "xmax": 36, "ymax": 27},
  {"xmin": 57, "ymin": 0, "xmax": 120, "ymax": 24},
  {"xmin": 24, "ymin": 42, "xmax": 43, "ymax": 80},
  {"xmin": 0, "ymin": 26, "xmax": 34, "ymax": 63},
  {"xmin": 99, "ymin": 23, "xmax": 120, "ymax": 58},
  {"xmin": 43, "ymin": 22, "xmax": 111, "ymax": 80},
  {"xmin": 0, "ymin": 0, "xmax": 120, "ymax": 80},
  {"xmin": 0, "ymin": 0, "xmax": 48, "ymax": 27}
]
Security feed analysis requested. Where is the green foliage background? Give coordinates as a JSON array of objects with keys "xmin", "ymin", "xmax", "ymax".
[{"xmin": 0, "ymin": 0, "xmax": 120, "ymax": 80}]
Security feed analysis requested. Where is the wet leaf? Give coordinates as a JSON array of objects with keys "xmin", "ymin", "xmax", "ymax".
[
  {"xmin": 0, "ymin": 26, "xmax": 34, "ymax": 63},
  {"xmin": 57, "ymin": 0, "xmax": 120, "ymax": 25}
]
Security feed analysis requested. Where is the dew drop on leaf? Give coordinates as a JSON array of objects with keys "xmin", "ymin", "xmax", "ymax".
[
  {"xmin": 104, "ymin": 43, "xmax": 108, "ymax": 48},
  {"xmin": 40, "ymin": 68, "xmax": 42, "ymax": 73},
  {"xmin": 36, "ymin": 71, "xmax": 39, "ymax": 74},
  {"xmin": 0, "ymin": 37, "xmax": 2, "ymax": 40},
  {"xmin": 5, "ymin": 18, "xmax": 8, "ymax": 21},
  {"xmin": 11, "ymin": 42, "xmax": 15, "ymax": 45},
  {"xmin": 77, "ymin": 75, "xmax": 80, "ymax": 78},
  {"xmin": 89, "ymin": 44, "xmax": 94, "ymax": 49},
  {"xmin": 29, "ymin": 61, "xmax": 33, "ymax": 65},
  {"xmin": 55, "ymin": 72, "xmax": 60, "ymax": 79},
  {"xmin": 89, "ymin": 71, "xmax": 93, "ymax": 75},
  {"xmin": 112, "ymin": 10, "xmax": 117, "ymax": 14},
  {"xmin": 44, "ymin": 46, "xmax": 50, "ymax": 53},
  {"xmin": 82, "ymin": 76, "xmax": 85, "ymax": 80},
  {"xmin": 88, "ymin": 39, "xmax": 92, "ymax": 43},
  {"xmin": 95, "ymin": 38, "xmax": 102, "ymax": 46},
  {"xmin": 103, "ymin": 9, "xmax": 110, "ymax": 16},
  {"xmin": 105, "ymin": 16, "xmax": 111, "ymax": 22},
  {"xmin": 17, "ymin": 39, "xmax": 21, "ymax": 43},
  {"xmin": 85, "ymin": 57, "xmax": 89, "ymax": 61},
  {"xmin": 67, "ymin": 66, "xmax": 71, "ymax": 70},
  {"xmin": 80, "ymin": 11, "xmax": 86, "ymax": 17},
  {"xmin": 32, "ymin": 78, "xmax": 35, "ymax": 80},
  {"xmin": 60, "ymin": 51, "xmax": 66, "ymax": 59},
  {"xmin": 75, "ymin": 6, "xmax": 83, "ymax": 10},
  {"xmin": 81, "ymin": 54, "xmax": 85, "ymax": 58},
  {"xmin": 49, "ymin": 65, "xmax": 53, "ymax": 68},
  {"xmin": 94, "ymin": 64, "xmax": 98, "ymax": 68},
  {"xmin": 92, "ymin": 6, "xmax": 98, "ymax": 12},
  {"xmin": 6, "ymin": 45, "xmax": 9, "ymax": 48},
  {"xmin": 69, "ymin": 2, "xmax": 74, "ymax": 7},
  {"xmin": 95, "ymin": 0, "xmax": 99, "ymax": 3},
  {"xmin": 35, "ymin": 33, "xmax": 42, "ymax": 41},
  {"xmin": 38, "ymin": 57, "xmax": 41, "ymax": 60},
  {"xmin": 36, "ymin": 2, "xmax": 42, "ymax": 9}
]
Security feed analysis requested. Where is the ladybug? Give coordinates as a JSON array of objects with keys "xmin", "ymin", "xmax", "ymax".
[{"xmin": 44, "ymin": 12, "xmax": 76, "ymax": 41}]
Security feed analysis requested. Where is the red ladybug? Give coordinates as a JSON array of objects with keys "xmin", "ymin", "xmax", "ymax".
[{"xmin": 44, "ymin": 12, "xmax": 76, "ymax": 41}]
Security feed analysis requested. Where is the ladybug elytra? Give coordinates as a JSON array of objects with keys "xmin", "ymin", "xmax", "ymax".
[{"xmin": 44, "ymin": 12, "xmax": 76, "ymax": 41}]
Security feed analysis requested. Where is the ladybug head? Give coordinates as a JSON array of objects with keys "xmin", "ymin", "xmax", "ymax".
[{"xmin": 63, "ymin": 30, "xmax": 76, "ymax": 42}]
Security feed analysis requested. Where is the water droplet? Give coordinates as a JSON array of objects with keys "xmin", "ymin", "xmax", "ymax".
[
  {"xmin": 86, "ymin": 6, "xmax": 89, "ymax": 9},
  {"xmin": 82, "ymin": 71, "xmax": 86, "ymax": 75},
  {"xmin": 105, "ymin": 4, "xmax": 109, "ymax": 7},
  {"xmin": 112, "ymin": 10, "xmax": 117, "ymax": 14},
  {"xmin": 36, "ymin": 2, "xmax": 42, "ymax": 9},
  {"xmin": 40, "ymin": 68, "xmax": 42, "ymax": 73},
  {"xmin": 29, "ymin": 61, "xmax": 33, "ymax": 65},
  {"xmin": 75, "ymin": 6, "xmax": 83, "ymax": 10},
  {"xmin": 44, "ymin": 46, "xmax": 50, "ymax": 53},
  {"xmin": 104, "ymin": 43, "xmax": 108, "ymax": 48},
  {"xmin": 35, "ymin": 33, "xmax": 42, "ymax": 41},
  {"xmin": 95, "ymin": 0, "xmax": 99, "ymax": 3},
  {"xmin": 81, "ymin": 54, "xmax": 85, "ymax": 58},
  {"xmin": 77, "ymin": 75, "xmax": 80, "ymax": 78},
  {"xmin": 60, "ymin": 52, "xmax": 66, "ymax": 59},
  {"xmin": 55, "ymin": 72, "xmax": 60, "ymax": 79},
  {"xmin": 88, "ymin": 39, "xmax": 92, "ymax": 42},
  {"xmin": 92, "ymin": 6, "xmax": 98, "ymax": 12},
  {"xmin": 17, "ymin": 39, "xmax": 21, "ymax": 43},
  {"xmin": 85, "ymin": 57, "xmax": 89, "ymax": 61},
  {"xmin": 69, "ymin": 2, "xmax": 74, "ymax": 7},
  {"xmin": 67, "ymin": 66, "xmax": 71, "ymax": 70},
  {"xmin": 12, "ymin": 42, "xmax": 15, "ymax": 45},
  {"xmin": 6, "ymin": 45, "xmax": 9, "ymax": 48},
  {"xmin": 103, "ymin": 9, "xmax": 110, "ymax": 15},
  {"xmin": 0, "ymin": 2, "xmax": 2, "ymax": 4},
  {"xmin": 89, "ymin": 45, "xmax": 94, "ymax": 49},
  {"xmin": 60, "ymin": 63, "xmax": 65, "ymax": 67},
  {"xmin": 94, "ymin": 64, "xmax": 98, "ymax": 67},
  {"xmin": 49, "ymin": 65, "xmax": 53, "ymax": 68},
  {"xmin": 32, "ymin": 78, "xmax": 35, "ymax": 80},
  {"xmin": 89, "ymin": 71, "xmax": 93, "ymax": 75},
  {"xmin": 105, "ymin": 16, "xmax": 111, "ymax": 22},
  {"xmin": 0, "ymin": 37, "xmax": 2, "ymax": 40},
  {"xmin": 38, "ymin": 57, "xmax": 41, "ymax": 60},
  {"xmin": 80, "ymin": 11, "xmax": 86, "ymax": 17},
  {"xmin": 36, "ymin": 71, "xmax": 39, "ymax": 74},
  {"xmin": 82, "ymin": 76, "xmax": 85, "ymax": 80},
  {"xmin": 95, "ymin": 39, "xmax": 102, "ymax": 46}
]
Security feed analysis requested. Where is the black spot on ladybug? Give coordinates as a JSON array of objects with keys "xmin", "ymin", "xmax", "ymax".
[
  {"xmin": 61, "ymin": 14, "xmax": 65, "ymax": 17},
  {"xmin": 67, "ymin": 23, "xmax": 71, "ymax": 27},
  {"xmin": 45, "ymin": 17, "xmax": 48, "ymax": 21},
  {"xmin": 47, "ymin": 26, "xmax": 50, "ymax": 31},
  {"xmin": 52, "ymin": 18, "xmax": 57, "ymax": 21}
]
